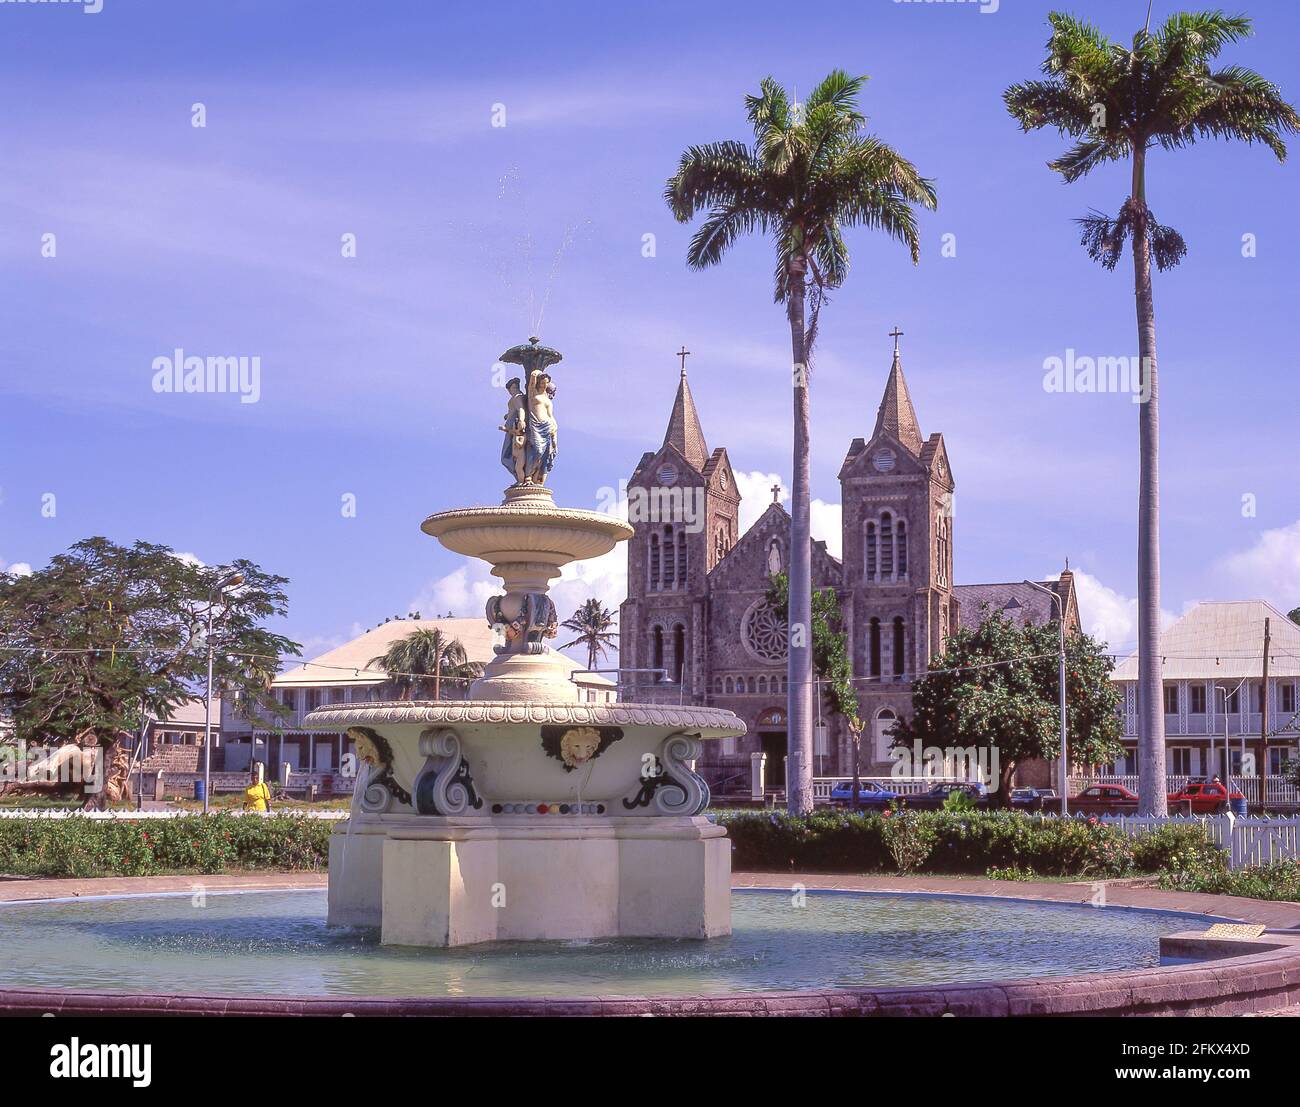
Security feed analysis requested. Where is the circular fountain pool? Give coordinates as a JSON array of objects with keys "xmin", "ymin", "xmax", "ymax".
[{"xmin": 0, "ymin": 889, "xmax": 1219, "ymax": 998}]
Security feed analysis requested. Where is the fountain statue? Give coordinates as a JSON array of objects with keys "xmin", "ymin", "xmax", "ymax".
[{"xmin": 308, "ymin": 338, "xmax": 746, "ymax": 946}]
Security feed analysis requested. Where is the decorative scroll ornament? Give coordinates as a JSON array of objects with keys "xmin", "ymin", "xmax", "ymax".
[
  {"xmin": 413, "ymin": 728, "xmax": 483, "ymax": 816},
  {"xmin": 347, "ymin": 727, "xmax": 411, "ymax": 814},
  {"xmin": 622, "ymin": 733, "xmax": 710, "ymax": 816},
  {"xmin": 486, "ymin": 592, "xmax": 558, "ymax": 655}
]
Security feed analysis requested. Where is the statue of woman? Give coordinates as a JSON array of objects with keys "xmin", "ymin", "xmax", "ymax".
[
  {"xmin": 499, "ymin": 377, "xmax": 527, "ymax": 483},
  {"xmin": 524, "ymin": 368, "xmax": 557, "ymax": 483}
]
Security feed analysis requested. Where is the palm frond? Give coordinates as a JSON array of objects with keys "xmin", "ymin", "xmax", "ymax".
[
  {"xmin": 804, "ymin": 69, "xmax": 867, "ymax": 119},
  {"xmin": 686, "ymin": 204, "xmax": 767, "ymax": 270},
  {"xmin": 664, "ymin": 141, "xmax": 763, "ymax": 222},
  {"xmin": 1154, "ymin": 10, "xmax": 1252, "ymax": 70},
  {"xmin": 1049, "ymin": 136, "xmax": 1129, "ymax": 182}
]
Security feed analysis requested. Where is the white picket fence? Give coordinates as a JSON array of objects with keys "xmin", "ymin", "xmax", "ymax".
[
  {"xmin": 1073, "ymin": 813, "xmax": 1300, "ymax": 870},
  {"xmin": 0, "ymin": 808, "xmax": 349, "ymax": 820}
]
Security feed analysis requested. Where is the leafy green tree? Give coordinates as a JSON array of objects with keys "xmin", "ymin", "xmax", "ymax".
[
  {"xmin": 558, "ymin": 598, "xmax": 618, "ymax": 672},
  {"xmin": 370, "ymin": 627, "xmax": 480, "ymax": 701},
  {"xmin": 667, "ymin": 71, "xmax": 936, "ymax": 815},
  {"xmin": 0, "ymin": 537, "xmax": 298, "ymax": 749},
  {"xmin": 1289, "ymin": 607, "xmax": 1300, "ymax": 628},
  {"xmin": 892, "ymin": 609, "xmax": 1123, "ymax": 806},
  {"xmin": 1005, "ymin": 11, "xmax": 1298, "ymax": 815}
]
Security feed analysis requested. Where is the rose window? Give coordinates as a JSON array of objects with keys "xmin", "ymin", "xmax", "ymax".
[{"xmin": 742, "ymin": 600, "xmax": 788, "ymax": 663}]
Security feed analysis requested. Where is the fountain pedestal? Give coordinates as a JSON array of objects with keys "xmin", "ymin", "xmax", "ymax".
[
  {"xmin": 328, "ymin": 814, "xmax": 730, "ymax": 945},
  {"xmin": 306, "ymin": 337, "xmax": 746, "ymax": 948}
]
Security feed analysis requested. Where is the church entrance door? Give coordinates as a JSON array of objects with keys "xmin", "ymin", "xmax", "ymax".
[{"xmin": 759, "ymin": 732, "xmax": 787, "ymax": 788}]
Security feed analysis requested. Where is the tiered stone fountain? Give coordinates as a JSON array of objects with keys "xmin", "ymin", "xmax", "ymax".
[{"xmin": 308, "ymin": 338, "xmax": 746, "ymax": 947}]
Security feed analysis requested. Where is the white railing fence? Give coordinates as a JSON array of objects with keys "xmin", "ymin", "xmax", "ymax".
[
  {"xmin": 810, "ymin": 776, "xmax": 966, "ymax": 801},
  {"xmin": 1060, "ymin": 812, "xmax": 1300, "ymax": 870},
  {"xmin": 0, "ymin": 808, "xmax": 349, "ymax": 820}
]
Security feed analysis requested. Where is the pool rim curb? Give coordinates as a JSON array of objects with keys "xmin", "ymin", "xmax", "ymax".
[{"xmin": 1, "ymin": 871, "xmax": 1297, "ymax": 1017}]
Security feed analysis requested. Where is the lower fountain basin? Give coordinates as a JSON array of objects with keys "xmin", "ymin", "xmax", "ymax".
[{"xmin": 0, "ymin": 888, "xmax": 1222, "ymax": 998}]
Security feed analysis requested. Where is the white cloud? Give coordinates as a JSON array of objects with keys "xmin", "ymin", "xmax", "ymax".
[
  {"xmin": 1062, "ymin": 569, "xmax": 1177, "ymax": 653},
  {"xmin": 1219, "ymin": 519, "xmax": 1300, "ymax": 608},
  {"xmin": 0, "ymin": 559, "xmax": 32, "ymax": 578},
  {"xmin": 732, "ymin": 470, "xmax": 842, "ymax": 558}
]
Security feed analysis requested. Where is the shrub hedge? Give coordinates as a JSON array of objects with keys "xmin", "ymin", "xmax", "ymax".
[
  {"xmin": 717, "ymin": 810, "xmax": 1228, "ymax": 880},
  {"xmin": 0, "ymin": 814, "xmax": 333, "ymax": 878},
  {"xmin": 1158, "ymin": 860, "xmax": 1300, "ymax": 902}
]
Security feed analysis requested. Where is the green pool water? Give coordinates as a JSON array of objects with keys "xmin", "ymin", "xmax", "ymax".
[{"xmin": 0, "ymin": 889, "xmax": 1219, "ymax": 998}]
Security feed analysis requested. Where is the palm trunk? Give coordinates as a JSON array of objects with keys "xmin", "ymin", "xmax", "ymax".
[
  {"xmin": 433, "ymin": 648, "xmax": 443, "ymax": 702},
  {"xmin": 1131, "ymin": 146, "xmax": 1167, "ymax": 816},
  {"xmin": 587, "ymin": 640, "xmax": 598, "ymax": 672},
  {"xmin": 786, "ymin": 257, "xmax": 815, "ymax": 815}
]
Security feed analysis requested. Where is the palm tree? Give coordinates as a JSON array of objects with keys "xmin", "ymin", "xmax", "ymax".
[
  {"xmin": 665, "ymin": 70, "xmax": 936, "ymax": 814},
  {"xmin": 370, "ymin": 627, "xmax": 481, "ymax": 701},
  {"xmin": 1006, "ymin": 11, "xmax": 1297, "ymax": 815},
  {"xmin": 558, "ymin": 598, "xmax": 618, "ymax": 673}
]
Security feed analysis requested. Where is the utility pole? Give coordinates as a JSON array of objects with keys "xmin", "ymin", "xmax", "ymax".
[{"xmin": 1260, "ymin": 617, "xmax": 1271, "ymax": 809}]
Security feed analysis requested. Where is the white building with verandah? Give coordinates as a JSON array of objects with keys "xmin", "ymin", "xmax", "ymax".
[
  {"xmin": 219, "ymin": 616, "xmax": 615, "ymax": 789},
  {"xmin": 1103, "ymin": 601, "xmax": 1300, "ymax": 807}
]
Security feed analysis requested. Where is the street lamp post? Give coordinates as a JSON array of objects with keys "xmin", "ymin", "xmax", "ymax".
[
  {"xmin": 1025, "ymin": 580, "xmax": 1068, "ymax": 816},
  {"xmin": 202, "ymin": 572, "xmax": 243, "ymax": 815}
]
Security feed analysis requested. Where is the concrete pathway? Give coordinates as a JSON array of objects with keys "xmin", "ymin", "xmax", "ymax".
[{"xmin": 4, "ymin": 869, "xmax": 1298, "ymax": 930}]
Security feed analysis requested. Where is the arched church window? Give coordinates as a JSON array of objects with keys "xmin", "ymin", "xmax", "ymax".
[
  {"xmin": 869, "ymin": 618, "xmax": 881, "ymax": 678},
  {"xmin": 652, "ymin": 626, "xmax": 664, "ymax": 682},
  {"xmin": 880, "ymin": 512, "xmax": 894, "ymax": 578},
  {"xmin": 758, "ymin": 675, "xmax": 768, "ymax": 694},
  {"xmin": 725, "ymin": 677, "xmax": 734, "ymax": 694},
  {"xmin": 676, "ymin": 531, "xmax": 687, "ymax": 588},
  {"xmin": 897, "ymin": 520, "xmax": 908, "ymax": 577},
  {"xmin": 662, "ymin": 526, "xmax": 675, "ymax": 589},
  {"xmin": 865, "ymin": 522, "xmax": 877, "ymax": 581},
  {"xmin": 892, "ymin": 616, "xmax": 906, "ymax": 678},
  {"xmin": 649, "ymin": 534, "xmax": 660, "ymax": 591},
  {"xmin": 672, "ymin": 623, "xmax": 686, "ymax": 683}
]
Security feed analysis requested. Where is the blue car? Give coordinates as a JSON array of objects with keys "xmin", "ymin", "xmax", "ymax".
[{"xmin": 828, "ymin": 779, "xmax": 899, "ymax": 808}]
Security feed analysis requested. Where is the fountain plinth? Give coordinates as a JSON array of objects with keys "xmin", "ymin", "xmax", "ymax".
[{"xmin": 309, "ymin": 339, "xmax": 745, "ymax": 947}]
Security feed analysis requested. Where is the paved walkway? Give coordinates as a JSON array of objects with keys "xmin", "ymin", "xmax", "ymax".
[{"xmin": 4, "ymin": 869, "xmax": 1298, "ymax": 930}]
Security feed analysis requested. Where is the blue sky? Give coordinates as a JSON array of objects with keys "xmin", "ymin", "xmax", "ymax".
[{"xmin": 1, "ymin": 0, "xmax": 1297, "ymax": 664}]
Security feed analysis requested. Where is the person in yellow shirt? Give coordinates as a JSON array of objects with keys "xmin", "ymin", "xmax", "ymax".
[{"xmin": 243, "ymin": 763, "xmax": 272, "ymax": 813}]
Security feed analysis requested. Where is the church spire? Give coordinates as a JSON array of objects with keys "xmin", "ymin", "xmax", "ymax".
[
  {"xmin": 662, "ymin": 351, "xmax": 710, "ymax": 472},
  {"xmin": 873, "ymin": 330, "xmax": 923, "ymax": 455}
]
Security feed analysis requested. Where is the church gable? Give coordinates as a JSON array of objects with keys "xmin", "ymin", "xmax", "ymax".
[
  {"xmin": 709, "ymin": 503, "xmax": 789, "ymax": 590},
  {"xmin": 839, "ymin": 431, "xmax": 931, "ymax": 482},
  {"xmin": 708, "ymin": 503, "xmax": 842, "ymax": 591}
]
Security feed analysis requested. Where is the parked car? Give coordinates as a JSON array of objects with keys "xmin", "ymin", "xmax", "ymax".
[
  {"xmin": 1010, "ymin": 787, "xmax": 1056, "ymax": 811},
  {"xmin": 1069, "ymin": 783, "xmax": 1139, "ymax": 815},
  {"xmin": 828, "ymin": 779, "xmax": 899, "ymax": 808},
  {"xmin": 1167, "ymin": 779, "xmax": 1244, "ymax": 815},
  {"xmin": 903, "ymin": 782, "xmax": 989, "ymax": 811}
]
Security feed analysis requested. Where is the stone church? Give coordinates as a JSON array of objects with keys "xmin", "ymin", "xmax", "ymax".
[{"xmin": 618, "ymin": 341, "xmax": 1080, "ymax": 792}]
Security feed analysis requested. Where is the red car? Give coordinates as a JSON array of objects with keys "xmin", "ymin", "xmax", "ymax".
[
  {"xmin": 1167, "ymin": 780, "xmax": 1244, "ymax": 815},
  {"xmin": 1069, "ymin": 784, "xmax": 1139, "ymax": 815}
]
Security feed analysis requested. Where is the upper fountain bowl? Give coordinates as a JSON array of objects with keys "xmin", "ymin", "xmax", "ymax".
[{"xmin": 421, "ymin": 485, "xmax": 632, "ymax": 573}]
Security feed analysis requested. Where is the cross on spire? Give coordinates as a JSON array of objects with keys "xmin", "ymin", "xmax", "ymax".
[
  {"xmin": 771, "ymin": 482, "xmax": 781, "ymax": 504},
  {"xmin": 889, "ymin": 327, "xmax": 904, "ymax": 356},
  {"xmin": 676, "ymin": 346, "xmax": 691, "ymax": 375}
]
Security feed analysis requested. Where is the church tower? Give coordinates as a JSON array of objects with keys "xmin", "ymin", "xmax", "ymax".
[
  {"xmin": 620, "ymin": 354, "xmax": 738, "ymax": 701},
  {"xmin": 838, "ymin": 334, "xmax": 957, "ymax": 768}
]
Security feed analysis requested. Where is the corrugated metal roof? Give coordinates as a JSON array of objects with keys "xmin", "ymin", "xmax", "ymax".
[
  {"xmin": 273, "ymin": 617, "xmax": 612, "ymax": 687},
  {"xmin": 1111, "ymin": 601, "xmax": 1300, "ymax": 681}
]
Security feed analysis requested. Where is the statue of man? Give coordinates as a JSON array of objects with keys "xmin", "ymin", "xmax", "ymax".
[
  {"xmin": 499, "ymin": 377, "xmax": 527, "ymax": 483},
  {"xmin": 524, "ymin": 368, "xmax": 557, "ymax": 483}
]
